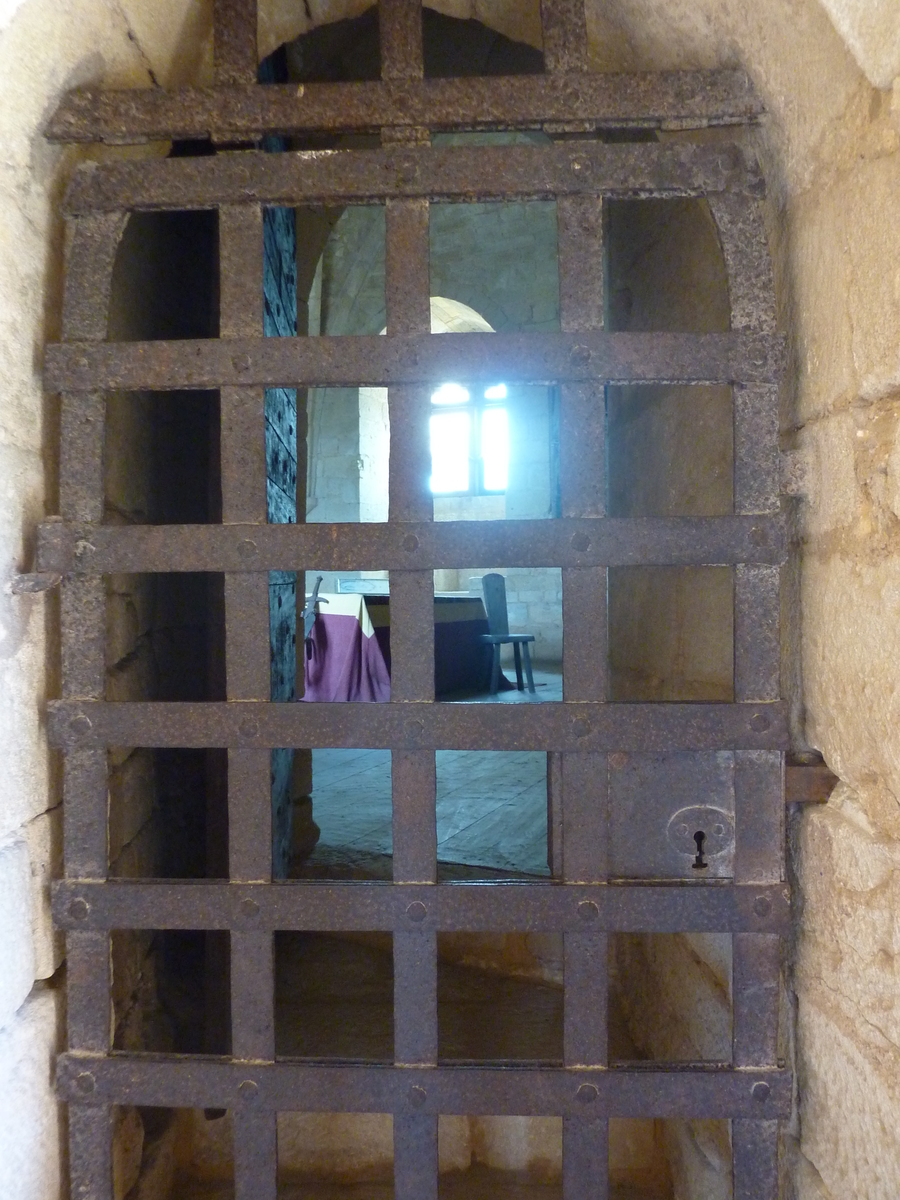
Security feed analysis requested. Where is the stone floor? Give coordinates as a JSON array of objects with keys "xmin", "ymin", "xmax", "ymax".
[{"xmin": 294, "ymin": 669, "xmax": 562, "ymax": 880}]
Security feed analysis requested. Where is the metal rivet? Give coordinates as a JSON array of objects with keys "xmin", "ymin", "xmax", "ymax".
[
  {"xmin": 68, "ymin": 714, "xmax": 92, "ymax": 736},
  {"xmin": 572, "ymin": 718, "xmax": 591, "ymax": 739},
  {"xmin": 753, "ymin": 895, "xmax": 772, "ymax": 918},
  {"xmin": 238, "ymin": 1080, "xmax": 259, "ymax": 1101},
  {"xmin": 751, "ymin": 1081, "xmax": 770, "ymax": 1103},
  {"xmin": 238, "ymin": 538, "xmax": 258, "ymax": 559},
  {"xmin": 406, "ymin": 901, "xmax": 427, "ymax": 923},
  {"xmin": 232, "ymin": 354, "xmax": 251, "ymax": 373},
  {"xmin": 241, "ymin": 898, "xmax": 259, "ymax": 918},
  {"xmin": 713, "ymin": 824, "xmax": 725, "ymax": 837},
  {"xmin": 570, "ymin": 345, "xmax": 591, "ymax": 367},
  {"xmin": 404, "ymin": 719, "xmax": 424, "ymax": 738},
  {"xmin": 76, "ymin": 1071, "xmax": 96, "ymax": 1095},
  {"xmin": 239, "ymin": 718, "xmax": 259, "ymax": 740},
  {"xmin": 570, "ymin": 532, "xmax": 590, "ymax": 553},
  {"xmin": 571, "ymin": 160, "xmax": 583, "ymax": 171},
  {"xmin": 577, "ymin": 900, "xmax": 599, "ymax": 923},
  {"xmin": 402, "ymin": 534, "xmax": 419, "ymax": 552},
  {"xmin": 576, "ymin": 1083, "xmax": 598, "ymax": 1104},
  {"xmin": 749, "ymin": 712, "xmax": 771, "ymax": 733},
  {"xmin": 750, "ymin": 525, "xmax": 766, "ymax": 546},
  {"xmin": 609, "ymin": 752, "xmax": 628, "ymax": 771},
  {"xmin": 68, "ymin": 898, "xmax": 90, "ymax": 921},
  {"xmin": 408, "ymin": 1085, "xmax": 427, "ymax": 1108}
]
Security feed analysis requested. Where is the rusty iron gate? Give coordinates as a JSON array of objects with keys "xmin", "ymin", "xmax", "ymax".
[{"xmin": 43, "ymin": 1, "xmax": 789, "ymax": 1196}]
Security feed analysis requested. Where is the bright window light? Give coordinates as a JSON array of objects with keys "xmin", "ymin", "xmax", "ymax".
[
  {"xmin": 481, "ymin": 406, "xmax": 509, "ymax": 491},
  {"xmin": 431, "ymin": 382, "xmax": 470, "ymax": 406},
  {"xmin": 430, "ymin": 411, "xmax": 471, "ymax": 492},
  {"xmin": 484, "ymin": 383, "xmax": 507, "ymax": 400}
]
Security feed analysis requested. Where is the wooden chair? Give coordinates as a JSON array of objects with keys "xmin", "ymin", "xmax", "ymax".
[{"xmin": 479, "ymin": 572, "xmax": 536, "ymax": 695}]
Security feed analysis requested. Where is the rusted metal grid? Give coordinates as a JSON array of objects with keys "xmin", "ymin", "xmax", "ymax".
[{"xmin": 47, "ymin": 2, "xmax": 787, "ymax": 1198}]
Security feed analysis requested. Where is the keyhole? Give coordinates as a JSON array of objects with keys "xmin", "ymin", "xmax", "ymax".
[{"xmin": 692, "ymin": 830, "xmax": 708, "ymax": 870}]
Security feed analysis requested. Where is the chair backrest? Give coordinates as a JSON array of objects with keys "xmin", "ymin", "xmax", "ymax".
[{"xmin": 481, "ymin": 572, "xmax": 510, "ymax": 637}]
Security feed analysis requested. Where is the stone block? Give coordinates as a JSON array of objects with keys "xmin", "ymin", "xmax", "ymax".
[
  {"xmin": 21, "ymin": 807, "xmax": 64, "ymax": 981},
  {"xmin": 0, "ymin": 987, "xmax": 62, "ymax": 1200},
  {"xmin": 802, "ymin": 558, "xmax": 900, "ymax": 834},
  {"xmin": 817, "ymin": 0, "xmax": 900, "ymax": 89},
  {"xmin": 0, "ymin": 836, "xmax": 35, "ymax": 1031}
]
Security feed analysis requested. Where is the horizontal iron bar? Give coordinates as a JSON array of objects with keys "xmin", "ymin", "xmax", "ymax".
[
  {"xmin": 53, "ymin": 880, "xmax": 790, "ymax": 935},
  {"xmin": 62, "ymin": 141, "xmax": 762, "ymax": 215},
  {"xmin": 46, "ymin": 71, "xmax": 763, "ymax": 144},
  {"xmin": 785, "ymin": 756, "xmax": 839, "ymax": 804},
  {"xmin": 56, "ymin": 1054, "xmax": 791, "ymax": 1119},
  {"xmin": 44, "ymin": 332, "xmax": 784, "ymax": 393},
  {"xmin": 36, "ymin": 515, "xmax": 787, "ymax": 576},
  {"xmin": 49, "ymin": 700, "xmax": 789, "ymax": 753}
]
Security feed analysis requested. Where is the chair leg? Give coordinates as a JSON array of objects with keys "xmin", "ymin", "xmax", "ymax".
[
  {"xmin": 513, "ymin": 642, "xmax": 524, "ymax": 690},
  {"xmin": 522, "ymin": 642, "xmax": 536, "ymax": 694},
  {"xmin": 490, "ymin": 644, "xmax": 501, "ymax": 695}
]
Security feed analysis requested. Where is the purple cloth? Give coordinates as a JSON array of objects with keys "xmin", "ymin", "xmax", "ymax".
[{"xmin": 302, "ymin": 610, "xmax": 391, "ymax": 702}]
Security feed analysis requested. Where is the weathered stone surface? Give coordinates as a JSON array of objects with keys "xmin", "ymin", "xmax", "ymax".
[
  {"xmin": 21, "ymin": 807, "xmax": 63, "ymax": 981},
  {"xmin": 0, "ymin": 987, "xmax": 63, "ymax": 1200},
  {"xmin": 793, "ymin": 798, "xmax": 900, "ymax": 1196},
  {"xmin": 816, "ymin": 0, "xmax": 900, "ymax": 90},
  {"xmin": 0, "ymin": 837, "xmax": 35, "ymax": 1030}
]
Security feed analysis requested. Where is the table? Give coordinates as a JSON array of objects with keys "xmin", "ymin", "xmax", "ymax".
[{"xmin": 301, "ymin": 592, "xmax": 508, "ymax": 701}]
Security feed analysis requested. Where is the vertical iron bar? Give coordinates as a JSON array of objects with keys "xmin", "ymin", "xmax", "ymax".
[
  {"xmin": 218, "ymin": 202, "xmax": 276, "ymax": 1200},
  {"xmin": 59, "ymin": 214, "xmax": 124, "ymax": 1097},
  {"xmin": 234, "ymin": 1108, "xmax": 278, "ymax": 1200},
  {"xmin": 379, "ymin": 0, "xmax": 424, "ymax": 81},
  {"xmin": 384, "ymin": 192, "xmax": 438, "ymax": 1200},
  {"xmin": 69, "ymin": 1104, "xmax": 114, "ymax": 1200},
  {"xmin": 733, "ymin": 1120, "xmax": 779, "ymax": 1200},
  {"xmin": 558, "ymin": 190, "xmax": 608, "ymax": 1196},
  {"xmin": 734, "ymin": 384, "xmax": 780, "ymax": 515},
  {"xmin": 540, "ymin": 0, "xmax": 588, "ymax": 73},
  {"xmin": 393, "ymin": 749, "xmax": 437, "ymax": 883},
  {"xmin": 214, "ymin": 0, "xmax": 258, "ymax": 86},
  {"xmin": 395, "ymin": 1112, "xmax": 438, "ymax": 1200},
  {"xmin": 735, "ymin": 565, "xmax": 780, "ymax": 703},
  {"xmin": 67, "ymin": 931, "xmax": 110, "ymax": 1052},
  {"xmin": 563, "ymin": 1117, "xmax": 608, "ymax": 1200},
  {"xmin": 393, "ymin": 929, "xmax": 438, "ymax": 1065},
  {"xmin": 733, "ymin": 933, "xmax": 781, "ymax": 1068}
]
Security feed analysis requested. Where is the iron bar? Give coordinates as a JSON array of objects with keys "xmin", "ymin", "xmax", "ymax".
[
  {"xmin": 733, "ymin": 1119, "xmax": 779, "ymax": 1200},
  {"xmin": 57, "ymin": 1055, "xmax": 793, "ymax": 1118},
  {"xmin": 45, "ymin": 330, "xmax": 785, "ymax": 393},
  {"xmin": 734, "ymin": 751, "xmax": 784, "ymax": 886},
  {"xmin": 46, "ymin": 71, "xmax": 764, "ymax": 145},
  {"xmin": 563, "ymin": 1118, "xmax": 609, "ymax": 1200},
  {"xmin": 48, "ymin": 699, "xmax": 790, "ymax": 754},
  {"xmin": 392, "ymin": 750, "xmax": 437, "ymax": 884},
  {"xmin": 735, "ymin": 565, "xmax": 781, "ymax": 703},
  {"xmin": 61, "ymin": 141, "xmax": 764, "ymax": 216},
  {"xmin": 541, "ymin": 0, "xmax": 589, "ymax": 75},
  {"xmin": 733, "ymin": 933, "xmax": 781, "ymax": 1068},
  {"xmin": 66, "ymin": 932, "xmax": 110, "ymax": 1051},
  {"xmin": 53, "ymin": 880, "xmax": 791, "ymax": 936},
  {"xmin": 68, "ymin": 1105, "xmax": 113, "ymax": 1200},
  {"xmin": 37, "ymin": 515, "xmax": 788, "ymax": 576},
  {"xmin": 213, "ymin": 0, "xmax": 258, "ymax": 88},
  {"xmin": 379, "ymin": 0, "xmax": 424, "ymax": 81},
  {"xmin": 233, "ymin": 1109, "xmax": 277, "ymax": 1200},
  {"xmin": 394, "ymin": 1114, "xmax": 438, "ymax": 1200},
  {"xmin": 734, "ymin": 384, "xmax": 781, "ymax": 515},
  {"xmin": 708, "ymin": 193, "xmax": 776, "ymax": 334}
]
